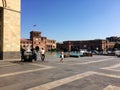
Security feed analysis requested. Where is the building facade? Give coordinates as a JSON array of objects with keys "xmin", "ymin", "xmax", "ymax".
[
  {"xmin": 21, "ymin": 31, "xmax": 56, "ymax": 51},
  {"xmin": 57, "ymin": 36, "xmax": 120, "ymax": 52},
  {"xmin": 106, "ymin": 36, "xmax": 120, "ymax": 51},
  {"xmin": 0, "ymin": 0, "xmax": 21, "ymax": 60},
  {"xmin": 63, "ymin": 39, "xmax": 107, "ymax": 51}
]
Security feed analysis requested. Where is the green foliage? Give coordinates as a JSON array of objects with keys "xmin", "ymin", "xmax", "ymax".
[{"xmin": 113, "ymin": 43, "xmax": 120, "ymax": 50}]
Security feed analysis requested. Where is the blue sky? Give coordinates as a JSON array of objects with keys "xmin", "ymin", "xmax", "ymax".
[{"xmin": 21, "ymin": 0, "xmax": 120, "ymax": 42}]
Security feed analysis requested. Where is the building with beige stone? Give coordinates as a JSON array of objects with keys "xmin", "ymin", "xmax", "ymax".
[{"xmin": 0, "ymin": 0, "xmax": 21, "ymax": 60}]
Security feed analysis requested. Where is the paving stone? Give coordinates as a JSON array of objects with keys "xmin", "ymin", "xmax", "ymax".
[{"xmin": 0, "ymin": 55, "xmax": 120, "ymax": 90}]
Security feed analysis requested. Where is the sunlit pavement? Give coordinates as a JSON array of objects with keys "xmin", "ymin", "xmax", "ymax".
[{"xmin": 0, "ymin": 55, "xmax": 120, "ymax": 90}]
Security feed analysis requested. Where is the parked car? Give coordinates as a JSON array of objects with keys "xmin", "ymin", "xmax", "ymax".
[
  {"xmin": 115, "ymin": 50, "xmax": 120, "ymax": 57},
  {"xmin": 80, "ymin": 50, "xmax": 92, "ymax": 57},
  {"xmin": 22, "ymin": 50, "xmax": 33, "ymax": 62},
  {"xmin": 83, "ymin": 52, "xmax": 92, "ymax": 57}
]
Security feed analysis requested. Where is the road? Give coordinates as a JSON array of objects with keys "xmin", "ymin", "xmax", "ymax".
[{"xmin": 0, "ymin": 55, "xmax": 120, "ymax": 90}]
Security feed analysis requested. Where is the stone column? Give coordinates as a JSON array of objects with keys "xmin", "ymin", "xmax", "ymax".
[{"xmin": 0, "ymin": 0, "xmax": 21, "ymax": 60}]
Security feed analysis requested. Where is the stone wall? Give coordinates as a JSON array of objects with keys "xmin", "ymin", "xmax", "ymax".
[{"xmin": 0, "ymin": 0, "xmax": 21, "ymax": 60}]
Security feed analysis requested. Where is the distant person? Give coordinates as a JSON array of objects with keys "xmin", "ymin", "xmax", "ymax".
[
  {"xmin": 60, "ymin": 51, "xmax": 64, "ymax": 62},
  {"xmin": 40, "ymin": 48, "xmax": 45, "ymax": 62},
  {"xmin": 21, "ymin": 48, "xmax": 25, "ymax": 61},
  {"xmin": 33, "ymin": 49, "xmax": 37, "ymax": 62}
]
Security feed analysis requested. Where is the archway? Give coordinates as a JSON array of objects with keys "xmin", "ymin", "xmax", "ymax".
[{"xmin": 35, "ymin": 46, "xmax": 40, "ymax": 52}]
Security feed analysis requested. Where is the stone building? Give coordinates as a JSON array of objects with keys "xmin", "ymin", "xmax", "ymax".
[
  {"xmin": 62, "ymin": 39, "xmax": 107, "ymax": 51},
  {"xmin": 57, "ymin": 36, "xmax": 120, "ymax": 52},
  {"xmin": 106, "ymin": 36, "xmax": 120, "ymax": 51},
  {"xmin": 21, "ymin": 31, "xmax": 56, "ymax": 51},
  {"xmin": 0, "ymin": 0, "xmax": 21, "ymax": 60}
]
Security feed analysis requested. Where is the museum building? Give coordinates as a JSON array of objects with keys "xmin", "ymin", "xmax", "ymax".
[{"xmin": 21, "ymin": 31, "xmax": 56, "ymax": 51}]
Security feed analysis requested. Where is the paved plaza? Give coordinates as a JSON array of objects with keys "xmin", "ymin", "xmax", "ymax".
[{"xmin": 0, "ymin": 55, "xmax": 120, "ymax": 90}]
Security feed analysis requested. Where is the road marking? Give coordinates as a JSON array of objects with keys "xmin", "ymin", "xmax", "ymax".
[
  {"xmin": 30, "ymin": 63, "xmax": 53, "ymax": 68},
  {"xmin": 27, "ymin": 71, "xmax": 120, "ymax": 90},
  {"xmin": 103, "ymin": 85, "xmax": 120, "ymax": 90},
  {"xmin": 0, "ymin": 64, "xmax": 54, "ymax": 78},
  {"xmin": 101, "ymin": 63, "xmax": 120, "ymax": 72},
  {"xmin": 0, "ymin": 64, "xmax": 16, "ymax": 67},
  {"xmin": 69, "ymin": 58, "xmax": 115, "ymax": 65},
  {"xmin": 102, "ymin": 63, "xmax": 120, "ymax": 69},
  {"xmin": 94, "ymin": 72, "xmax": 120, "ymax": 78},
  {"xmin": 0, "ymin": 62, "xmax": 11, "ymax": 64},
  {"xmin": 27, "ymin": 71, "xmax": 96, "ymax": 90}
]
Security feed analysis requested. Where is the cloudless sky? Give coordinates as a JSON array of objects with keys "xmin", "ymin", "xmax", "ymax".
[{"xmin": 21, "ymin": 0, "xmax": 120, "ymax": 42}]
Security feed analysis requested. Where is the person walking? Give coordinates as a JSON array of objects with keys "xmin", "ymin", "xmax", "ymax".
[
  {"xmin": 33, "ymin": 49, "xmax": 37, "ymax": 62},
  {"xmin": 60, "ymin": 51, "xmax": 64, "ymax": 62},
  {"xmin": 21, "ymin": 48, "xmax": 25, "ymax": 62},
  {"xmin": 40, "ymin": 48, "xmax": 45, "ymax": 62}
]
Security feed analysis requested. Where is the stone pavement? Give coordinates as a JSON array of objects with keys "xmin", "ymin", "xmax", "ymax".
[{"xmin": 0, "ymin": 55, "xmax": 120, "ymax": 90}]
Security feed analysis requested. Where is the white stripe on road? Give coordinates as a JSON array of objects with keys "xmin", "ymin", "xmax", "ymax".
[
  {"xmin": 0, "ymin": 64, "xmax": 16, "ymax": 67},
  {"xmin": 94, "ymin": 72, "xmax": 120, "ymax": 78},
  {"xmin": 69, "ymin": 58, "xmax": 115, "ymax": 65},
  {"xmin": 27, "ymin": 71, "xmax": 96, "ymax": 90},
  {"xmin": 101, "ymin": 63, "xmax": 120, "ymax": 72},
  {"xmin": 27, "ymin": 71, "xmax": 120, "ymax": 90},
  {"xmin": 0, "ymin": 64, "xmax": 54, "ymax": 78},
  {"xmin": 103, "ymin": 85, "xmax": 120, "ymax": 90},
  {"xmin": 102, "ymin": 63, "xmax": 120, "ymax": 69}
]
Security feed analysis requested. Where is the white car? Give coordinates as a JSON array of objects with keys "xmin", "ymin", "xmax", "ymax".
[{"xmin": 115, "ymin": 50, "xmax": 120, "ymax": 57}]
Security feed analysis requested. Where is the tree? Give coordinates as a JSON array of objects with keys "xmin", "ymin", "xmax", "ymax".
[{"xmin": 113, "ymin": 43, "xmax": 120, "ymax": 50}]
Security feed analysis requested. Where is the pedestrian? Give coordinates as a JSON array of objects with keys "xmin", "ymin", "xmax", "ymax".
[
  {"xmin": 40, "ymin": 48, "xmax": 45, "ymax": 62},
  {"xmin": 21, "ymin": 48, "xmax": 25, "ymax": 61},
  {"xmin": 60, "ymin": 51, "xmax": 64, "ymax": 62},
  {"xmin": 33, "ymin": 49, "xmax": 37, "ymax": 62}
]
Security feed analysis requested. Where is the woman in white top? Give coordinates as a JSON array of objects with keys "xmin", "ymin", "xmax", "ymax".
[{"xmin": 40, "ymin": 48, "xmax": 45, "ymax": 62}]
